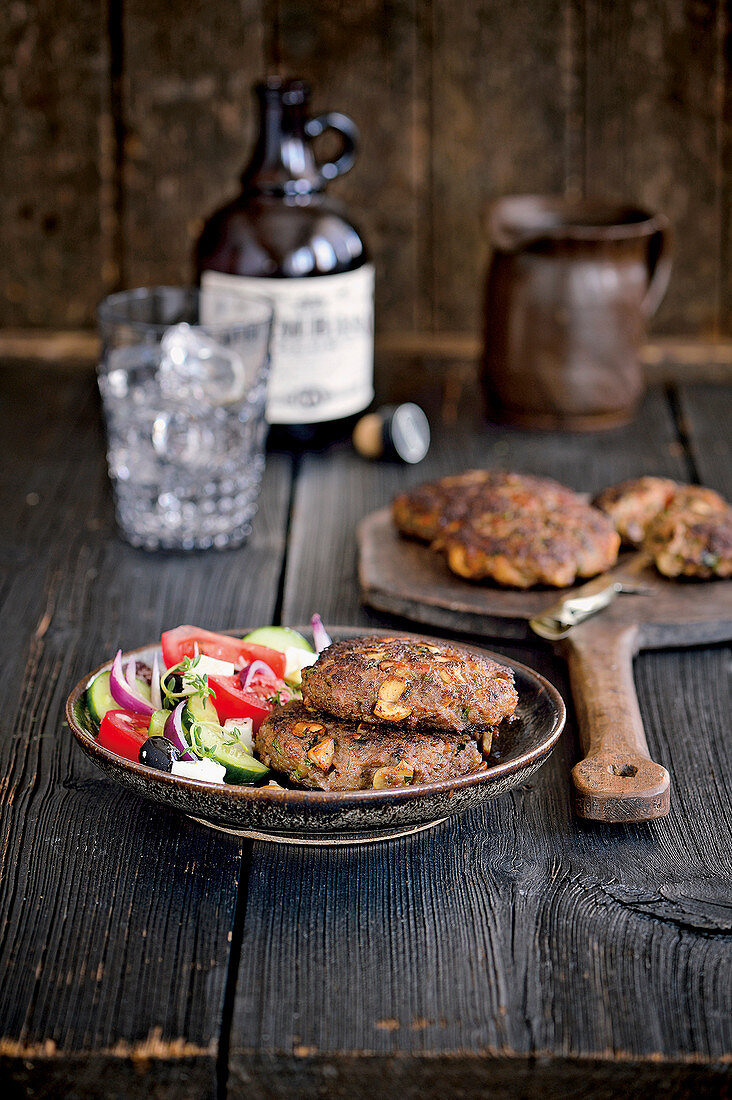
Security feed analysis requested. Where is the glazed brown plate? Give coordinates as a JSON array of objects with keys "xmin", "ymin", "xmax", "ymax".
[{"xmin": 66, "ymin": 627, "xmax": 565, "ymax": 846}]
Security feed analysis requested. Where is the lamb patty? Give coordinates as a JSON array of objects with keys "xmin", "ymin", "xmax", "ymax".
[
  {"xmin": 392, "ymin": 470, "xmax": 581, "ymax": 544},
  {"xmin": 256, "ymin": 701, "xmax": 487, "ymax": 791},
  {"xmin": 443, "ymin": 502, "xmax": 619, "ymax": 588},
  {"xmin": 393, "ymin": 470, "xmax": 619, "ymax": 588},
  {"xmin": 300, "ymin": 635, "xmax": 518, "ymax": 732},
  {"xmin": 643, "ymin": 487, "xmax": 732, "ymax": 578},
  {"xmin": 593, "ymin": 476, "xmax": 679, "ymax": 546}
]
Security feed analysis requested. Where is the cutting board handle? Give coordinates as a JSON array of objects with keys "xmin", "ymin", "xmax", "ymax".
[{"xmin": 562, "ymin": 622, "xmax": 670, "ymax": 822}]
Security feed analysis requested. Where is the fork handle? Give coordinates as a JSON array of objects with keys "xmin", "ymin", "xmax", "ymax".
[{"xmin": 562, "ymin": 622, "xmax": 670, "ymax": 822}]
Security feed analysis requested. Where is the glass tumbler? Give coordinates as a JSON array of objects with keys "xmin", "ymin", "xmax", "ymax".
[{"xmin": 97, "ymin": 286, "xmax": 273, "ymax": 551}]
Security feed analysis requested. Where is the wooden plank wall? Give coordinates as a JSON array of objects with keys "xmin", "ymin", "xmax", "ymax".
[{"xmin": 1, "ymin": 0, "xmax": 730, "ymax": 339}]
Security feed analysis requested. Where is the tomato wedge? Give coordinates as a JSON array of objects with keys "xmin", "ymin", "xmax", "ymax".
[
  {"xmin": 161, "ymin": 625, "xmax": 286, "ymax": 679},
  {"xmin": 97, "ymin": 710, "xmax": 150, "ymax": 762},
  {"xmin": 208, "ymin": 674, "xmax": 286, "ymax": 730}
]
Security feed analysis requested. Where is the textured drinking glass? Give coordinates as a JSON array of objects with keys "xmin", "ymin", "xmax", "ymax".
[{"xmin": 97, "ymin": 286, "xmax": 273, "ymax": 551}]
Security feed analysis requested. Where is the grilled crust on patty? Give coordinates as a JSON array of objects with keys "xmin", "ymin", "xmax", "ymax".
[
  {"xmin": 256, "ymin": 701, "xmax": 488, "ymax": 791},
  {"xmin": 392, "ymin": 470, "xmax": 581, "ymax": 545},
  {"xmin": 300, "ymin": 636, "xmax": 518, "ymax": 733},
  {"xmin": 593, "ymin": 476, "xmax": 679, "ymax": 546},
  {"xmin": 444, "ymin": 504, "xmax": 619, "ymax": 588},
  {"xmin": 392, "ymin": 469, "xmax": 494, "ymax": 542},
  {"xmin": 642, "ymin": 487, "xmax": 732, "ymax": 578},
  {"xmin": 393, "ymin": 470, "xmax": 619, "ymax": 588}
]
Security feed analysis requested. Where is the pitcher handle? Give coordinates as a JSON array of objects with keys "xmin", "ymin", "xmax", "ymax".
[
  {"xmin": 305, "ymin": 112, "xmax": 359, "ymax": 181},
  {"xmin": 642, "ymin": 217, "xmax": 673, "ymax": 317}
]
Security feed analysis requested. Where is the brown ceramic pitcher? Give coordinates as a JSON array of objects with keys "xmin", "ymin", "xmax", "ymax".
[{"xmin": 480, "ymin": 196, "xmax": 673, "ymax": 430}]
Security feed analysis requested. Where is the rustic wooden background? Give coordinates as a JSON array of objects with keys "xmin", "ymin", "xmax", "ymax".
[{"xmin": 1, "ymin": 0, "xmax": 731, "ymax": 349}]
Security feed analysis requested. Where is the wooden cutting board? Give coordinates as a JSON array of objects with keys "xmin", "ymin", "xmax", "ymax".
[{"xmin": 358, "ymin": 507, "xmax": 732, "ymax": 824}]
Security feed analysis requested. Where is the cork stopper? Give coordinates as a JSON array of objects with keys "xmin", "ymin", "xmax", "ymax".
[
  {"xmin": 353, "ymin": 404, "xmax": 430, "ymax": 464},
  {"xmin": 352, "ymin": 413, "xmax": 384, "ymax": 459}
]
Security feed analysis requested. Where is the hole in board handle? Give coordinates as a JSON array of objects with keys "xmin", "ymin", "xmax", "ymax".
[{"xmin": 608, "ymin": 763, "xmax": 639, "ymax": 778}]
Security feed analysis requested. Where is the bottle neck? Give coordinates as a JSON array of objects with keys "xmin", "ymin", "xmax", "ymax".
[{"xmin": 241, "ymin": 79, "xmax": 324, "ymax": 197}]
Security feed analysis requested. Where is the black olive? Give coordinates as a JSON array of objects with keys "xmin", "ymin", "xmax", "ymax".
[
  {"xmin": 161, "ymin": 671, "xmax": 185, "ymax": 699},
  {"xmin": 139, "ymin": 736, "xmax": 180, "ymax": 772}
]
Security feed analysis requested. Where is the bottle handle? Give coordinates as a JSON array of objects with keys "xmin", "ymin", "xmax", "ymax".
[
  {"xmin": 305, "ymin": 112, "xmax": 359, "ymax": 181},
  {"xmin": 642, "ymin": 218, "xmax": 673, "ymax": 317}
]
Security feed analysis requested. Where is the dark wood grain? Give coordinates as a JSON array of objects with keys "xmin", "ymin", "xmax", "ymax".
[
  {"xmin": 0, "ymin": 0, "xmax": 108, "ymax": 327},
  {"xmin": 676, "ymin": 382, "xmax": 732, "ymax": 500},
  {"xmin": 428, "ymin": 0, "xmax": 567, "ymax": 332},
  {"xmin": 581, "ymin": 0, "xmax": 724, "ymax": 335},
  {"xmin": 121, "ymin": 0, "xmax": 266, "ymax": 289},
  {"xmin": 3, "ymin": 365, "xmax": 732, "ymax": 1096},
  {"xmin": 225, "ymin": 381, "xmax": 732, "ymax": 1093},
  {"xmin": 2, "ymin": 2, "xmax": 732, "ymax": 341},
  {"xmin": 0, "ymin": 366, "xmax": 292, "ymax": 1096}
]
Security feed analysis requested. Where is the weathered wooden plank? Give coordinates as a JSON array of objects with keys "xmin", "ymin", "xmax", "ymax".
[
  {"xmin": 271, "ymin": 0, "xmax": 428, "ymax": 332},
  {"xmin": 428, "ymin": 0, "xmax": 568, "ymax": 332},
  {"xmin": 0, "ymin": 0, "xmax": 108, "ymax": 326},
  {"xmin": 229, "ymin": 1055, "xmax": 728, "ymax": 1100},
  {"xmin": 582, "ymin": 0, "xmax": 723, "ymax": 335},
  {"xmin": 0, "ymin": 366, "xmax": 292, "ymax": 1096},
  {"xmin": 1, "ymin": 0, "xmax": 730, "ymax": 342},
  {"xmin": 121, "ymin": 0, "xmax": 266, "ymax": 289},
  {"xmin": 676, "ymin": 382, "xmax": 732, "ymax": 499},
  {"xmin": 722, "ymin": 0, "xmax": 732, "ymax": 331},
  {"xmin": 229, "ymin": 384, "xmax": 730, "ymax": 1090}
]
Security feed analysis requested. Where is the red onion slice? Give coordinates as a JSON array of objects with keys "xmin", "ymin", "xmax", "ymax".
[
  {"xmin": 240, "ymin": 660, "xmax": 278, "ymax": 691},
  {"xmin": 164, "ymin": 701, "xmax": 194, "ymax": 760},
  {"xmin": 150, "ymin": 652, "xmax": 162, "ymax": 710},
  {"xmin": 125, "ymin": 657, "xmax": 137, "ymax": 689},
  {"xmin": 109, "ymin": 650, "xmax": 155, "ymax": 716},
  {"xmin": 311, "ymin": 614, "xmax": 332, "ymax": 654}
]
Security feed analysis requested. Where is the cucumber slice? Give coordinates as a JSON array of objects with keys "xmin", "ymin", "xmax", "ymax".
[
  {"xmin": 206, "ymin": 736, "xmax": 270, "ymax": 785},
  {"xmin": 242, "ymin": 626, "xmax": 314, "ymax": 654},
  {"xmin": 182, "ymin": 693, "xmax": 219, "ymax": 734},
  {"xmin": 86, "ymin": 672, "xmax": 116, "ymax": 724},
  {"xmin": 86, "ymin": 670, "xmax": 150, "ymax": 725},
  {"xmin": 147, "ymin": 710, "xmax": 169, "ymax": 738},
  {"xmin": 183, "ymin": 703, "xmax": 270, "ymax": 784}
]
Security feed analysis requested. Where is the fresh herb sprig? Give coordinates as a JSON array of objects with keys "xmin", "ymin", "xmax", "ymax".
[
  {"xmin": 161, "ymin": 655, "xmax": 217, "ymax": 707},
  {"xmin": 187, "ymin": 721, "xmax": 249, "ymax": 760}
]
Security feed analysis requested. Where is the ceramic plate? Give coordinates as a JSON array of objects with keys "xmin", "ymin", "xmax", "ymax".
[{"xmin": 66, "ymin": 627, "xmax": 565, "ymax": 845}]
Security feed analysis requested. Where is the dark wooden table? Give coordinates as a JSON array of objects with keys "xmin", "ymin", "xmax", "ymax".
[{"xmin": 1, "ymin": 364, "xmax": 730, "ymax": 1099}]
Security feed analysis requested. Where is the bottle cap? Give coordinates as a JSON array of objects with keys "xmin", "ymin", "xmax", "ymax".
[{"xmin": 353, "ymin": 404, "xmax": 430, "ymax": 464}]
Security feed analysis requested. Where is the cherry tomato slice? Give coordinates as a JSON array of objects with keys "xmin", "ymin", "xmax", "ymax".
[
  {"xmin": 207, "ymin": 674, "xmax": 286, "ymax": 730},
  {"xmin": 161, "ymin": 625, "xmax": 287, "ymax": 679},
  {"xmin": 97, "ymin": 710, "xmax": 150, "ymax": 762}
]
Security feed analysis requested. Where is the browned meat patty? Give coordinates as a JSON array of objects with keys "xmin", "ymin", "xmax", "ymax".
[
  {"xmin": 593, "ymin": 476, "xmax": 679, "ymax": 546},
  {"xmin": 442, "ymin": 500, "xmax": 619, "ymax": 588},
  {"xmin": 393, "ymin": 470, "xmax": 619, "ymax": 588},
  {"xmin": 643, "ymin": 486, "xmax": 732, "ymax": 578},
  {"xmin": 392, "ymin": 470, "xmax": 581, "ymax": 544},
  {"xmin": 392, "ymin": 469, "xmax": 496, "ymax": 542},
  {"xmin": 256, "ymin": 701, "xmax": 487, "ymax": 791},
  {"xmin": 300, "ymin": 635, "xmax": 518, "ymax": 732}
]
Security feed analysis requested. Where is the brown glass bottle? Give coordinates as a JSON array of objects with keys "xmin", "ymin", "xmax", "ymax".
[{"xmin": 196, "ymin": 77, "xmax": 374, "ymax": 450}]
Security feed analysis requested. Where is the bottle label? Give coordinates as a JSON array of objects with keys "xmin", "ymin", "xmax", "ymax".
[{"xmin": 201, "ymin": 266, "xmax": 375, "ymax": 424}]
